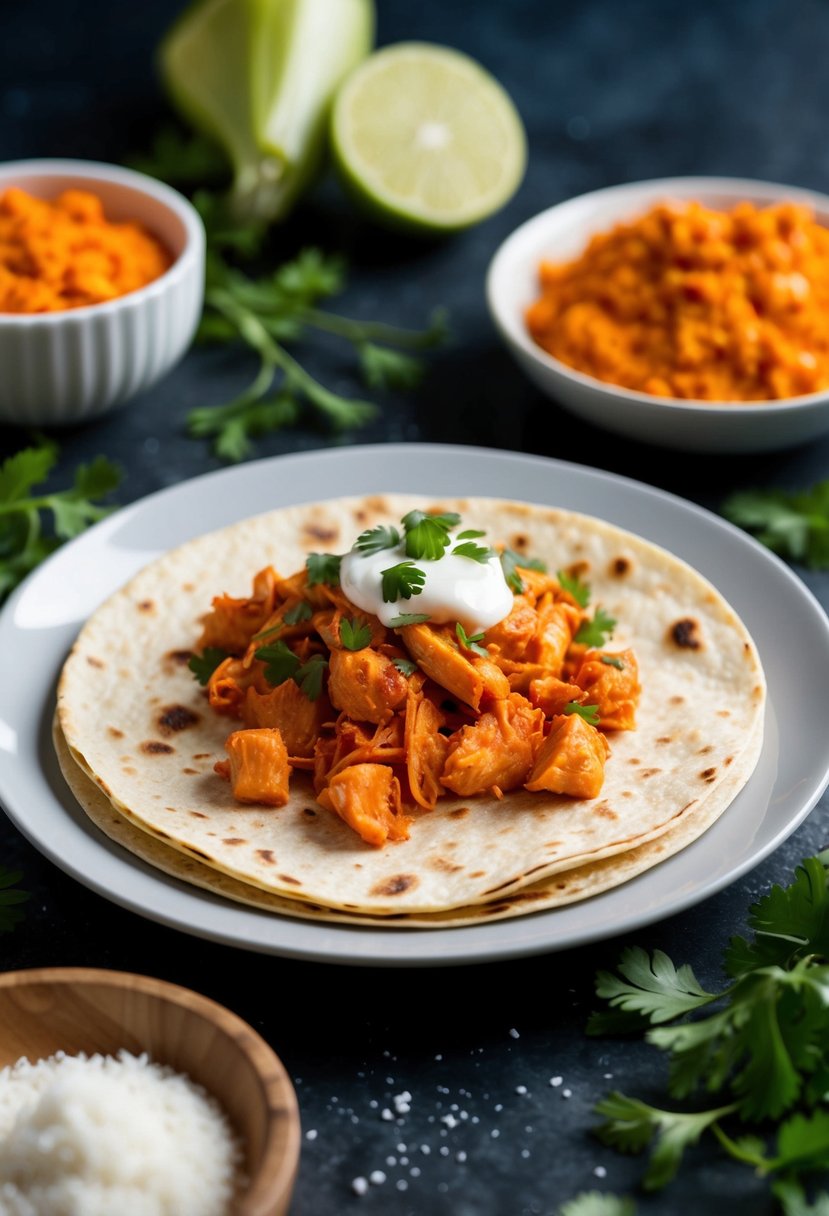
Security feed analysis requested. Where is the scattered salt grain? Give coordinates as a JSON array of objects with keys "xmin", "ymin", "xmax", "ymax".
[
  {"xmin": 439, "ymin": 1146, "xmax": 450, "ymax": 1157},
  {"xmin": 305, "ymin": 1129, "xmax": 318, "ymax": 1141},
  {"xmin": 393, "ymin": 1091, "xmax": 411, "ymax": 1115},
  {"xmin": 550, "ymin": 1076, "xmax": 563, "ymax": 1087},
  {"xmin": 456, "ymin": 1150, "xmax": 467, "ymax": 1163},
  {"xmin": 508, "ymin": 1028, "xmax": 520, "ymax": 1039},
  {"xmin": 515, "ymin": 1085, "xmax": 528, "ymax": 1095},
  {"xmin": 562, "ymin": 1088, "xmax": 572, "ymax": 1099},
  {"xmin": 396, "ymin": 1179, "xmax": 408, "ymax": 1191},
  {"xmin": 385, "ymin": 1156, "xmax": 397, "ymax": 1167},
  {"xmin": 410, "ymin": 1166, "xmax": 421, "ymax": 1177},
  {"xmin": 420, "ymin": 1144, "xmax": 431, "ymax": 1155},
  {"xmin": 594, "ymin": 1166, "xmax": 607, "ymax": 1179},
  {"xmin": 491, "ymin": 1129, "xmax": 500, "ymax": 1138},
  {"xmin": 352, "ymin": 1176, "xmax": 369, "ymax": 1195},
  {"xmin": 521, "ymin": 1149, "xmax": 531, "ymax": 1159},
  {"xmin": 441, "ymin": 1113, "xmax": 459, "ymax": 1128},
  {"xmin": 369, "ymin": 1170, "xmax": 386, "ymax": 1185},
  {"xmin": 396, "ymin": 1142, "xmax": 407, "ymax": 1153},
  {"xmin": 380, "ymin": 1108, "xmax": 395, "ymax": 1121}
]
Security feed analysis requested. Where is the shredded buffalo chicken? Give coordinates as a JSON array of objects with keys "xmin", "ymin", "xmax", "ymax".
[{"xmin": 195, "ymin": 560, "xmax": 640, "ymax": 847}]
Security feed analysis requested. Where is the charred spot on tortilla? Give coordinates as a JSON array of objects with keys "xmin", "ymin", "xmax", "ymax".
[
  {"xmin": 303, "ymin": 521, "xmax": 340, "ymax": 544},
  {"xmin": 565, "ymin": 559, "xmax": 590, "ymax": 578},
  {"xmin": 725, "ymin": 755, "xmax": 734, "ymax": 766},
  {"xmin": 370, "ymin": 874, "xmax": 418, "ymax": 897},
  {"xmin": 193, "ymin": 753, "xmax": 211, "ymax": 759},
  {"xmin": 429, "ymin": 857, "xmax": 463, "ymax": 874},
  {"xmin": 107, "ymin": 727, "xmax": 124, "ymax": 739},
  {"xmin": 157, "ymin": 704, "xmax": 201, "ymax": 735},
  {"xmin": 628, "ymin": 757, "xmax": 641, "ymax": 766},
  {"xmin": 278, "ymin": 873, "xmax": 302, "ymax": 886},
  {"xmin": 182, "ymin": 767, "xmax": 198, "ymax": 775},
  {"xmin": 140, "ymin": 740, "xmax": 175, "ymax": 756},
  {"xmin": 510, "ymin": 533, "xmax": 529, "ymax": 552},
  {"xmin": 122, "ymin": 766, "xmax": 137, "ymax": 775},
  {"xmin": 670, "ymin": 694, "xmax": 685, "ymax": 704},
  {"xmin": 593, "ymin": 802, "xmax": 618, "ymax": 819},
  {"xmin": 698, "ymin": 744, "xmax": 713, "ymax": 755},
  {"xmin": 86, "ymin": 655, "xmax": 104, "ymax": 669},
  {"xmin": 610, "ymin": 556, "xmax": 632, "ymax": 577},
  {"xmin": 186, "ymin": 846, "xmax": 212, "ymax": 861},
  {"xmin": 670, "ymin": 618, "xmax": 702, "ymax": 649},
  {"xmin": 353, "ymin": 508, "xmax": 368, "ymax": 523},
  {"xmin": 257, "ymin": 849, "xmax": 276, "ymax": 864},
  {"xmin": 364, "ymin": 495, "xmax": 389, "ymax": 514},
  {"xmin": 657, "ymin": 736, "xmax": 672, "ymax": 744},
  {"xmin": 302, "ymin": 807, "xmax": 317, "ymax": 818},
  {"xmin": 485, "ymin": 902, "xmax": 513, "ymax": 914},
  {"xmin": 639, "ymin": 768, "xmax": 661, "ymax": 779},
  {"xmin": 718, "ymin": 709, "xmax": 732, "ymax": 717},
  {"xmin": 450, "ymin": 807, "xmax": 470, "ymax": 819},
  {"xmin": 223, "ymin": 837, "xmax": 245, "ymax": 846},
  {"xmin": 700, "ymin": 767, "xmax": 717, "ymax": 779},
  {"xmin": 165, "ymin": 649, "xmax": 193, "ymax": 666},
  {"xmin": 137, "ymin": 599, "xmax": 155, "ymax": 613},
  {"xmin": 189, "ymin": 811, "xmax": 208, "ymax": 819},
  {"xmin": 469, "ymin": 870, "xmax": 486, "ymax": 878}
]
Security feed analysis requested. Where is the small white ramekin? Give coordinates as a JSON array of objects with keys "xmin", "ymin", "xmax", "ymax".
[{"xmin": 0, "ymin": 159, "xmax": 205, "ymax": 427}]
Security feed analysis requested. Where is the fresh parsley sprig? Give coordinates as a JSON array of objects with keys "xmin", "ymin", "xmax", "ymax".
[
  {"xmin": 455, "ymin": 621, "xmax": 488, "ymax": 657},
  {"xmin": 0, "ymin": 867, "xmax": 28, "ymax": 934},
  {"xmin": 601, "ymin": 655, "xmax": 625, "ymax": 670},
  {"xmin": 0, "ymin": 442, "xmax": 120, "ymax": 603},
  {"xmin": 564, "ymin": 702, "xmax": 600, "ymax": 724},
  {"xmin": 381, "ymin": 561, "xmax": 426, "ymax": 603},
  {"xmin": 499, "ymin": 548, "xmax": 548, "ymax": 594},
  {"xmin": 402, "ymin": 510, "xmax": 461, "ymax": 561},
  {"xmin": 305, "ymin": 553, "xmax": 342, "ymax": 587},
  {"xmin": 355, "ymin": 524, "xmax": 401, "ymax": 555},
  {"xmin": 392, "ymin": 657, "xmax": 418, "ymax": 677},
  {"xmin": 388, "ymin": 612, "xmax": 431, "ymax": 627},
  {"xmin": 188, "ymin": 647, "xmax": 229, "ymax": 685},
  {"xmin": 558, "ymin": 568, "xmax": 591, "ymax": 608},
  {"xmin": 254, "ymin": 640, "xmax": 327, "ymax": 700},
  {"xmin": 452, "ymin": 540, "xmax": 493, "ymax": 562},
  {"xmin": 187, "ymin": 242, "xmax": 447, "ymax": 462},
  {"xmin": 574, "ymin": 608, "xmax": 617, "ymax": 648},
  {"xmin": 339, "ymin": 617, "xmax": 372, "ymax": 651},
  {"xmin": 722, "ymin": 482, "xmax": 829, "ymax": 569},
  {"xmin": 587, "ymin": 851, "xmax": 829, "ymax": 1205}
]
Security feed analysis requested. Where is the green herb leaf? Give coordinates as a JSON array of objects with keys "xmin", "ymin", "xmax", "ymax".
[
  {"xmin": 558, "ymin": 1193, "xmax": 637, "ymax": 1216},
  {"xmin": 255, "ymin": 641, "xmax": 301, "ymax": 687},
  {"xmin": 392, "ymin": 657, "xmax": 418, "ymax": 678},
  {"xmin": 339, "ymin": 617, "xmax": 372, "ymax": 651},
  {"xmin": 452, "ymin": 541, "xmax": 493, "ymax": 563},
  {"xmin": 306, "ymin": 553, "xmax": 342, "ymax": 587},
  {"xmin": 575, "ymin": 608, "xmax": 617, "ymax": 648},
  {"xmin": 295, "ymin": 654, "xmax": 327, "ymax": 701},
  {"xmin": 595, "ymin": 1093, "xmax": 735, "ymax": 1190},
  {"xmin": 725, "ymin": 856, "xmax": 829, "ymax": 978},
  {"xmin": 499, "ymin": 548, "xmax": 548, "ymax": 594},
  {"xmin": 722, "ymin": 483, "xmax": 829, "ymax": 569},
  {"xmin": 457, "ymin": 529, "xmax": 486, "ymax": 540},
  {"xmin": 774, "ymin": 1178, "xmax": 829, "ymax": 1216},
  {"xmin": 127, "ymin": 128, "xmax": 230, "ymax": 190},
  {"xmin": 455, "ymin": 621, "xmax": 488, "ymax": 658},
  {"xmin": 355, "ymin": 524, "xmax": 401, "ymax": 555},
  {"xmin": 401, "ymin": 510, "xmax": 460, "ymax": 561},
  {"xmin": 558, "ymin": 568, "xmax": 591, "ymax": 608},
  {"xmin": 388, "ymin": 613, "xmax": 431, "ymax": 627},
  {"xmin": 359, "ymin": 342, "xmax": 425, "ymax": 391},
  {"xmin": 0, "ymin": 867, "xmax": 28, "ymax": 934},
  {"xmin": 381, "ymin": 561, "xmax": 426, "ymax": 603},
  {"xmin": 188, "ymin": 647, "xmax": 229, "ymax": 685},
  {"xmin": 589, "ymin": 947, "xmax": 718, "ymax": 1036},
  {"xmin": 564, "ymin": 702, "xmax": 600, "ymax": 725},
  {"xmin": 283, "ymin": 600, "xmax": 313, "ymax": 626},
  {"xmin": 601, "ymin": 655, "xmax": 625, "ymax": 670}
]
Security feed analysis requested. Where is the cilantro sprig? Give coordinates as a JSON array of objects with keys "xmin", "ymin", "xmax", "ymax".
[
  {"xmin": 722, "ymin": 482, "xmax": 829, "ymax": 569},
  {"xmin": 499, "ymin": 548, "xmax": 548, "ymax": 594},
  {"xmin": 388, "ymin": 612, "xmax": 431, "ymax": 627},
  {"xmin": 574, "ymin": 608, "xmax": 617, "ymax": 648},
  {"xmin": 381, "ymin": 561, "xmax": 425, "ymax": 603},
  {"xmin": 585, "ymin": 851, "xmax": 829, "ymax": 1207},
  {"xmin": 402, "ymin": 510, "xmax": 461, "ymax": 561},
  {"xmin": 564, "ymin": 701, "xmax": 600, "ymax": 725},
  {"xmin": 339, "ymin": 617, "xmax": 372, "ymax": 651},
  {"xmin": 452, "ymin": 540, "xmax": 493, "ymax": 562},
  {"xmin": 455, "ymin": 621, "xmax": 488, "ymax": 657},
  {"xmin": 305, "ymin": 553, "xmax": 342, "ymax": 587},
  {"xmin": 355, "ymin": 524, "xmax": 401, "ymax": 555},
  {"xmin": 392, "ymin": 657, "xmax": 418, "ymax": 677},
  {"xmin": 558, "ymin": 568, "xmax": 591, "ymax": 608},
  {"xmin": 0, "ymin": 442, "xmax": 120, "ymax": 603},
  {"xmin": 188, "ymin": 647, "xmax": 229, "ymax": 685},
  {"xmin": 254, "ymin": 640, "xmax": 327, "ymax": 700}
]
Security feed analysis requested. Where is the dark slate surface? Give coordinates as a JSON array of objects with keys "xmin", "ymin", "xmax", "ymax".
[{"xmin": 1, "ymin": 1, "xmax": 828, "ymax": 1212}]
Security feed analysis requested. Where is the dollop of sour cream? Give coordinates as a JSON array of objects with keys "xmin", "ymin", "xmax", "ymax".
[{"xmin": 340, "ymin": 530, "xmax": 514, "ymax": 632}]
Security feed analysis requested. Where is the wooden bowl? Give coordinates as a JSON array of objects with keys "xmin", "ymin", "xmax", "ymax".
[{"xmin": 0, "ymin": 968, "xmax": 300, "ymax": 1216}]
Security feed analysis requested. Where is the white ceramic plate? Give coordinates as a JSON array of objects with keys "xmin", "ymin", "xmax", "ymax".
[{"xmin": 1, "ymin": 444, "xmax": 827, "ymax": 967}]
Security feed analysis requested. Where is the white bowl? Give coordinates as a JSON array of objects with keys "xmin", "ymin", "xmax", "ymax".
[
  {"xmin": 0, "ymin": 159, "xmax": 205, "ymax": 426},
  {"xmin": 487, "ymin": 176, "xmax": 829, "ymax": 453}
]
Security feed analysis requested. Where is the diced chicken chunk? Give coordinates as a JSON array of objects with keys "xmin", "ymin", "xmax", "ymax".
[
  {"xmin": 525, "ymin": 713, "xmax": 608, "ymax": 798},
  {"xmin": 328, "ymin": 648, "xmax": 408, "ymax": 724},
  {"xmin": 215, "ymin": 727, "xmax": 291, "ymax": 806},
  {"xmin": 441, "ymin": 694, "xmax": 543, "ymax": 796},
  {"xmin": 574, "ymin": 649, "xmax": 640, "ymax": 730},
  {"xmin": 317, "ymin": 763, "xmax": 409, "ymax": 847}
]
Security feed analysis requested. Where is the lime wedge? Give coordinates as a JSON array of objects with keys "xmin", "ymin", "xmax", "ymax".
[
  {"xmin": 160, "ymin": 0, "xmax": 373, "ymax": 221},
  {"xmin": 331, "ymin": 42, "xmax": 527, "ymax": 233}
]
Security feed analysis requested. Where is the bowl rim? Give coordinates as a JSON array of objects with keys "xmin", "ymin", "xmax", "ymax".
[
  {"xmin": 0, "ymin": 966, "xmax": 300, "ymax": 1215},
  {"xmin": 0, "ymin": 158, "xmax": 205, "ymax": 325},
  {"xmin": 486, "ymin": 174, "xmax": 829, "ymax": 415}
]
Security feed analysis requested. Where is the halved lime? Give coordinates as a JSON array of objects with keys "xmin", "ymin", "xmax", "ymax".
[{"xmin": 330, "ymin": 42, "xmax": 527, "ymax": 234}]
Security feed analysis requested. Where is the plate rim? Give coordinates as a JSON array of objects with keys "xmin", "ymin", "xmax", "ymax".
[{"xmin": 2, "ymin": 442, "xmax": 828, "ymax": 967}]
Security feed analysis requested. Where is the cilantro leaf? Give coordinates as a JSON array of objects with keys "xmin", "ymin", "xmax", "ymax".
[
  {"xmin": 559, "ymin": 1193, "xmax": 636, "ymax": 1216},
  {"xmin": 564, "ymin": 702, "xmax": 600, "ymax": 725},
  {"xmin": 392, "ymin": 657, "xmax": 418, "ymax": 678},
  {"xmin": 575, "ymin": 608, "xmax": 617, "ymax": 648},
  {"xmin": 595, "ymin": 1093, "xmax": 734, "ymax": 1190},
  {"xmin": 601, "ymin": 655, "xmax": 625, "ymax": 670},
  {"xmin": 589, "ymin": 947, "xmax": 719, "ymax": 1034},
  {"xmin": 306, "ymin": 553, "xmax": 342, "ymax": 587},
  {"xmin": 255, "ymin": 641, "xmax": 301, "ymax": 686},
  {"xmin": 388, "ymin": 613, "xmax": 431, "ymax": 627},
  {"xmin": 455, "ymin": 621, "xmax": 488, "ymax": 657},
  {"xmin": 381, "ymin": 561, "xmax": 426, "ymax": 603},
  {"xmin": 499, "ymin": 548, "xmax": 548, "ymax": 594},
  {"xmin": 774, "ymin": 1178, "xmax": 829, "ymax": 1216},
  {"xmin": 457, "ymin": 529, "xmax": 486, "ymax": 540},
  {"xmin": 725, "ymin": 857, "xmax": 829, "ymax": 978},
  {"xmin": 402, "ymin": 510, "xmax": 460, "ymax": 561},
  {"xmin": 355, "ymin": 524, "xmax": 401, "ymax": 555},
  {"xmin": 0, "ymin": 867, "xmax": 27, "ymax": 934},
  {"xmin": 295, "ymin": 654, "xmax": 327, "ymax": 701},
  {"xmin": 0, "ymin": 443, "xmax": 57, "ymax": 502},
  {"xmin": 558, "ymin": 568, "xmax": 591, "ymax": 608},
  {"xmin": 284, "ymin": 600, "xmax": 313, "ymax": 625},
  {"xmin": 722, "ymin": 484, "xmax": 829, "ymax": 569},
  {"xmin": 359, "ymin": 342, "xmax": 424, "ymax": 391},
  {"xmin": 339, "ymin": 617, "xmax": 372, "ymax": 651},
  {"xmin": 188, "ymin": 647, "xmax": 229, "ymax": 685},
  {"xmin": 452, "ymin": 541, "xmax": 493, "ymax": 562}
]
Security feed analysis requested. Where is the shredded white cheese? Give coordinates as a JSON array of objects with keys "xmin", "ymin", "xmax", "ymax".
[{"xmin": 0, "ymin": 1051, "xmax": 242, "ymax": 1216}]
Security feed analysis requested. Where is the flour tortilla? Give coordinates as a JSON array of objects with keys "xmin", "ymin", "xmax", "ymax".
[
  {"xmin": 57, "ymin": 495, "xmax": 765, "ymax": 916},
  {"xmin": 54, "ymin": 716, "xmax": 763, "ymax": 928}
]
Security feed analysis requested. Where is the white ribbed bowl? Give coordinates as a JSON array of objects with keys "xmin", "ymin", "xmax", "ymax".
[
  {"xmin": 487, "ymin": 176, "xmax": 829, "ymax": 453},
  {"xmin": 0, "ymin": 159, "xmax": 205, "ymax": 426}
]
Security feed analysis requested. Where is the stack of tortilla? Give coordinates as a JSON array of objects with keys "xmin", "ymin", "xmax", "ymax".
[{"xmin": 55, "ymin": 495, "xmax": 765, "ymax": 929}]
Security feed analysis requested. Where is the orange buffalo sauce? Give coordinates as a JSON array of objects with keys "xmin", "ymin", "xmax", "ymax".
[
  {"xmin": 526, "ymin": 200, "xmax": 829, "ymax": 401},
  {"xmin": 0, "ymin": 187, "xmax": 172, "ymax": 313}
]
